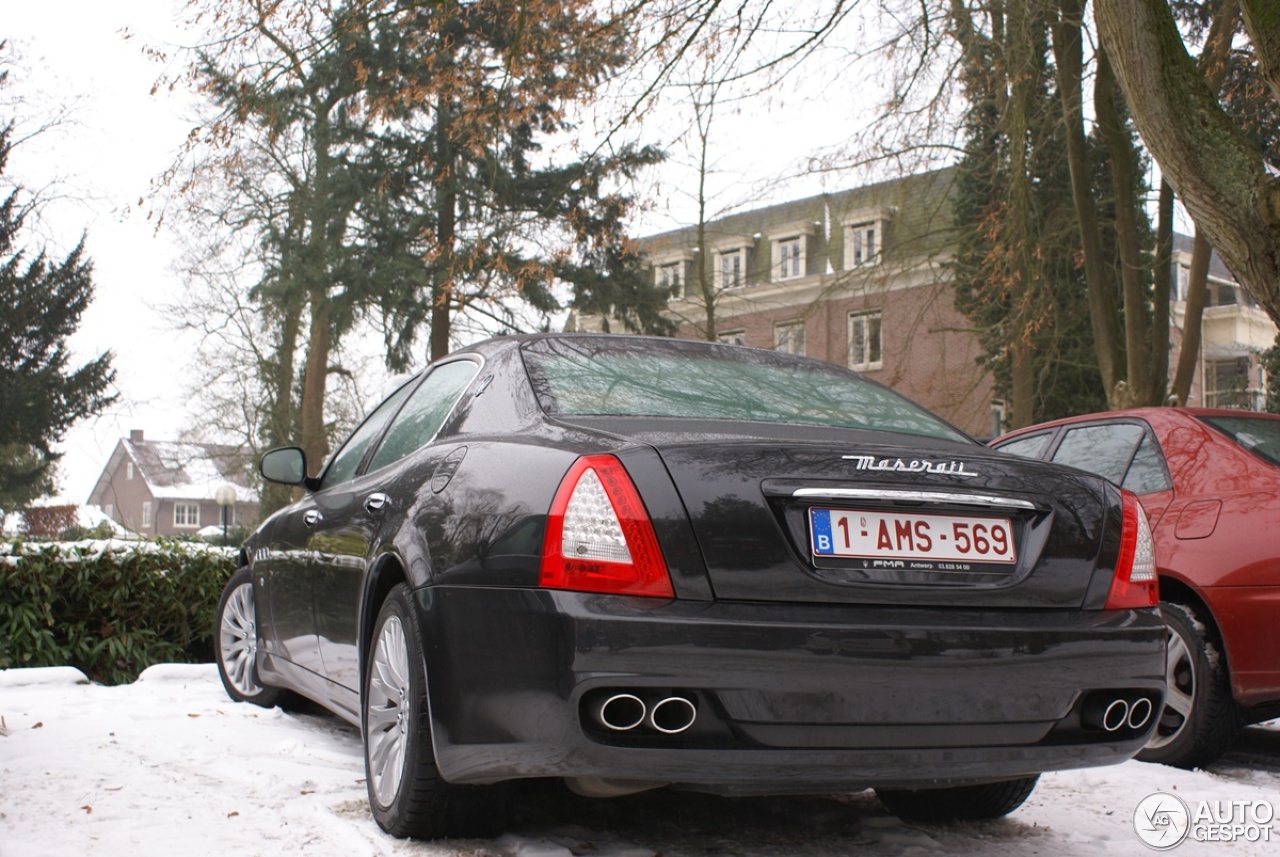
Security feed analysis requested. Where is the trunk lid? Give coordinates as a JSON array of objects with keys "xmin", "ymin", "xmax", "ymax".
[{"xmin": 619, "ymin": 426, "xmax": 1117, "ymax": 609}]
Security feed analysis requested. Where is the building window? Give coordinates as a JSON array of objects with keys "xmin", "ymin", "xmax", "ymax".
[
  {"xmin": 774, "ymin": 320, "xmax": 806, "ymax": 355},
  {"xmin": 718, "ymin": 249, "xmax": 746, "ymax": 290},
  {"xmin": 1205, "ymin": 358, "xmax": 1257, "ymax": 409},
  {"xmin": 142, "ymin": 502, "xmax": 152, "ymax": 528},
  {"xmin": 126, "ymin": 462, "xmax": 134, "ymax": 480},
  {"xmin": 717, "ymin": 329, "xmax": 746, "ymax": 346},
  {"xmin": 775, "ymin": 237, "xmax": 804, "ymax": 280},
  {"xmin": 174, "ymin": 503, "xmax": 200, "ymax": 528},
  {"xmin": 847, "ymin": 223, "xmax": 879, "ymax": 266},
  {"xmin": 656, "ymin": 262, "xmax": 683, "ymax": 297},
  {"xmin": 1173, "ymin": 264, "xmax": 1189, "ymax": 302},
  {"xmin": 989, "ymin": 400, "xmax": 1006, "ymax": 439},
  {"xmin": 848, "ymin": 311, "xmax": 883, "ymax": 371},
  {"xmin": 842, "ymin": 208, "xmax": 892, "ymax": 270},
  {"xmin": 104, "ymin": 504, "xmax": 115, "ymax": 521}
]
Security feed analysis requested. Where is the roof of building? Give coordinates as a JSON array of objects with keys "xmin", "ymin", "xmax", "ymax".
[
  {"xmin": 638, "ymin": 167, "xmax": 959, "ymax": 263},
  {"xmin": 1171, "ymin": 233, "xmax": 1237, "ymax": 284},
  {"xmin": 86, "ymin": 431, "xmax": 257, "ymax": 507}
]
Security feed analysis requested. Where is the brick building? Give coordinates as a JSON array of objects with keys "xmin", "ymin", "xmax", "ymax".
[
  {"xmin": 574, "ymin": 168, "xmax": 1275, "ymax": 435},
  {"xmin": 86, "ymin": 430, "xmax": 259, "ymax": 538}
]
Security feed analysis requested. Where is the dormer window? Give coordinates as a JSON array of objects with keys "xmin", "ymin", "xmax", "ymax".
[
  {"xmin": 776, "ymin": 237, "xmax": 804, "ymax": 280},
  {"xmin": 768, "ymin": 222, "xmax": 815, "ymax": 282},
  {"xmin": 656, "ymin": 262, "xmax": 683, "ymax": 295},
  {"xmin": 842, "ymin": 206, "xmax": 893, "ymax": 269},
  {"xmin": 848, "ymin": 223, "xmax": 878, "ymax": 266},
  {"xmin": 719, "ymin": 248, "xmax": 746, "ymax": 290},
  {"xmin": 650, "ymin": 251, "xmax": 695, "ymax": 299}
]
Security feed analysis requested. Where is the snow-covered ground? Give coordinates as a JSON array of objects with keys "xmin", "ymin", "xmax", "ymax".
[{"xmin": 2, "ymin": 664, "xmax": 1277, "ymax": 856}]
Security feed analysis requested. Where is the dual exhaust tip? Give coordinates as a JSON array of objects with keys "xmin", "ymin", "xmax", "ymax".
[
  {"xmin": 1082, "ymin": 693, "xmax": 1155, "ymax": 733},
  {"xmin": 591, "ymin": 692, "xmax": 697, "ymax": 734}
]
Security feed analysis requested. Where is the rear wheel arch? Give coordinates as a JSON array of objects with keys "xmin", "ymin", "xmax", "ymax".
[
  {"xmin": 1157, "ymin": 577, "xmax": 1227, "ymax": 660},
  {"xmin": 360, "ymin": 555, "xmax": 410, "ymax": 691},
  {"xmin": 1139, "ymin": 581, "xmax": 1242, "ymax": 768}
]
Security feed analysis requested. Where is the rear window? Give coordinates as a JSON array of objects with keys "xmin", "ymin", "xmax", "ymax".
[
  {"xmin": 521, "ymin": 336, "xmax": 971, "ymax": 443},
  {"xmin": 1200, "ymin": 415, "xmax": 1280, "ymax": 466}
]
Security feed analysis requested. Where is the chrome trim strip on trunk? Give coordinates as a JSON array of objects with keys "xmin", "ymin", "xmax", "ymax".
[{"xmin": 792, "ymin": 488, "xmax": 1038, "ymax": 510}]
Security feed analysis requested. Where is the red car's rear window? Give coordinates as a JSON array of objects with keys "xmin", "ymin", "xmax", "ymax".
[{"xmin": 1199, "ymin": 415, "xmax": 1280, "ymax": 467}]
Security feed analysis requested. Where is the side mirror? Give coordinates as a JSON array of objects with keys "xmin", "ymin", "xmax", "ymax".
[{"xmin": 259, "ymin": 447, "xmax": 308, "ymax": 486}]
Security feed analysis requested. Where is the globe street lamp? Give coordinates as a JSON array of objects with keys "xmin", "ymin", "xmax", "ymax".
[{"xmin": 214, "ymin": 484, "xmax": 238, "ymax": 544}]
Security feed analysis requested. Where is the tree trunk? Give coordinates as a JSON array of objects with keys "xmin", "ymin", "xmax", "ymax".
[
  {"xmin": 1005, "ymin": 0, "xmax": 1040, "ymax": 429},
  {"xmin": 1094, "ymin": 48, "xmax": 1152, "ymax": 406},
  {"xmin": 1171, "ymin": 229, "xmax": 1213, "ymax": 405},
  {"xmin": 298, "ymin": 292, "xmax": 332, "ymax": 474},
  {"xmin": 1050, "ymin": 0, "xmax": 1123, "ymax": 402},
  {"xmin": 1151, "ymin": 179, "xmax": 1173, "ymax": 404},
  {"xmin": 260, "ymin": 285, "xmax": 303, "ymax": 513},
  {"xmin": 1095, "ymin": 0, "xmax": 1280, "ymax": 330},
  {"xmin": 432, "ymin": 93, "xmax": 456, "ymax": 362}
]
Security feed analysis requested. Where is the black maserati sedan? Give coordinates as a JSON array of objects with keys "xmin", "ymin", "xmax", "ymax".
[{"xmin": 215, "ymin": 333, "xmax": 1165, "ymax": 839}]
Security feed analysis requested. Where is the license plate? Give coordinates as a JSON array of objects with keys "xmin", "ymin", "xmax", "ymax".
[{"xmin": 809, "ymin": 508, "xmax": 1017, "ymax": 564}]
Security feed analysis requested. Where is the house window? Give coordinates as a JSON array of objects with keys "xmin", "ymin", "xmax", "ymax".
[
  {"xmin": 142, "ymin": 502, "xmax": 152, "ymax": 528},
  {"xmin": 989, "ymin": 400, "xmax": 1006, "ymax": 439},
  {"xmin": 848, "ymin": 223, "xmax": 879, "ymax": 266},
  {"xmin": 774, "ymin": 320, "xmax": 806, "ymax": 356},
  {"xmin": 717, "ymin": 329, "xmax": 746, "ymax": 346},
  {"xmin": 1173, "ymin": 264, "xmax": 1189, "ymax": 302},
  {"xmin": 104, "ymin": 504, "xmax": 115, "ymax": 521},
  {"xmin": 174, "ymin": 503, "xmax": 200, "ymax": 528},
  {"xmin": 1205, "ymin": 358, "xmax": 1256, "ymax": 409},
  {"xmin": 848, "ymin": 310, "xmax": 883, "ymax": 371},
  {"xmin": 127, "ymin": 462, "xmax": 134, "ymax": 480},
  {"xmin": 775, "ymin": 237, "xmax": 804, "ymax": 280},
  {"xmin": 718, "ymin": 250, "xmax": 746, "ymax": 290},
  {"xmin": 656, "ymin": 262, "xmax": 683, "ymax": 297}
]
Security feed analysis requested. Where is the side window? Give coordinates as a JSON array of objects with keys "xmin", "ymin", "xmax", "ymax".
[
  {"xmin": 994, "ymin": 432, "xmax": 1054, "ymax": 460},
  {"xmin": 320, "ymin": 379, "xmax": 417, "ymax": 490},
  {"xmin": 1121, "ymin": 434, "xmax": 1173, "ymax": 495},
  {"xmin": 366, "ymin": 361, "xmax": 479, "ymax": 473},
  {"xmin": 1051, "ymin": 423, "xmax": 1146, "ymax": 485}
]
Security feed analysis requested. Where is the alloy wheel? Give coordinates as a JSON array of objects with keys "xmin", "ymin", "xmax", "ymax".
[
  {"xmin": 219, "ymin": 582, "xmax": 263, "ymax": 697},
  {"xmin": 1147, "ymin": 621, "xmax": 1195, "ymax": 750},
  {"xmin": 366, "ymin": 615, "xmax": 411, "ymax": 807}
]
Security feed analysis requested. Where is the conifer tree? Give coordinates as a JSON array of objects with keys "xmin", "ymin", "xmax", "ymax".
[{"xmin": 0, "ymin": 117, "xmax": 116, "ymax": 515}]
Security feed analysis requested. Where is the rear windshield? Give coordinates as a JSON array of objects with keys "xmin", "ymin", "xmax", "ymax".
[
  {"xmin": 1200, "ymin": 415, "xmax": 1280, "ymax": 466},
  {"xmin": 521, "ymin": 336, "xmax": 971, "ymax": 443}
]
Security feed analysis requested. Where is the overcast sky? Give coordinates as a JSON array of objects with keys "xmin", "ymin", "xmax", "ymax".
[{"xmin": 6, "ymin": 0, "xmax": 197, "ymax": 504}]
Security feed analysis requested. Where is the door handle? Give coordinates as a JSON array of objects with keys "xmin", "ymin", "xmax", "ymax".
[
  {"xmin": 364, "ymin": 493, "xmax": 390, "ymax": 514},
  {"xmin": 303, "ymin": 510, "xmax": 322, "ymax": 527}
]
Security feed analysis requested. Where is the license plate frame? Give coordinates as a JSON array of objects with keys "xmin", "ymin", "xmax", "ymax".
[{"xmin": 809, "ymin": 507, "xmax": 1018, "ymax": 566}]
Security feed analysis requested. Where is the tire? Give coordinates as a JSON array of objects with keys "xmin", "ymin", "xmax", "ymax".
[
  {"xmin": 876, "ymin": 776, "xmax": 1039, "ymax": 823},
  {"xmin": 363, "ymin": 583, "xmax": 509, "ymax": 839},
  {"xmin": 215, "ymin": 566, "xmax": 284, "ymax": 707},
  {"xmin": 1137, "ymin": 601, "xmax": 1241, "ymax": 769}
]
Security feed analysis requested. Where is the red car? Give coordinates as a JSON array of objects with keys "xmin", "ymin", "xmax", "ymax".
[{"xmin": 991, "ymin": 408, "xmax": 1280, "ymax": 769}]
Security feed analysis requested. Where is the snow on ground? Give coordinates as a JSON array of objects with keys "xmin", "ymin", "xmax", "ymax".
[{"xmin": 2, "ymin": 664, "xmax": 1277, "ymax": 857}]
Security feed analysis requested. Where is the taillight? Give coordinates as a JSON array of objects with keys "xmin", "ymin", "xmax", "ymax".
[
  {"xmin": 1104, "ymin": 489, "xmax": 1159, "ymax": 610},
  {"xmin": 539, "ymin": 455, "xmax": 674, "ymax": 598}
]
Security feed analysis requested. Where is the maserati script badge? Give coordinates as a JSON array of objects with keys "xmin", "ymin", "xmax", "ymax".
[{"xmin": 842, "ymin": 454, "xmax": 980, "ymax": 478}]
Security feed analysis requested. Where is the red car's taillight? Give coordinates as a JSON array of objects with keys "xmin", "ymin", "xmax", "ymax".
[
  {"xmin": 1104, "ymin": 489, "xmax": 1159, "ymax": 610},
  {"xmin": 539, "ymin": 455, "xmax": 674, "ymax": 598}
]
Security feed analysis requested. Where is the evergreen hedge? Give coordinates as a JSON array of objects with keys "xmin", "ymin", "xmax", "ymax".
[{"xmin": 0, "ymin": 540, "xmax": 237, "ymax": 684}]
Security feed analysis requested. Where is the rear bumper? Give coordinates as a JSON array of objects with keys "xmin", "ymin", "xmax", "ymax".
[
  {"xmin": 416, "ymin": 586, "xmax": 1165, "ymax": 791},
  {"xmin": 1199, "ymin": 583, "xmax": 1280, "ymax": 708}
]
